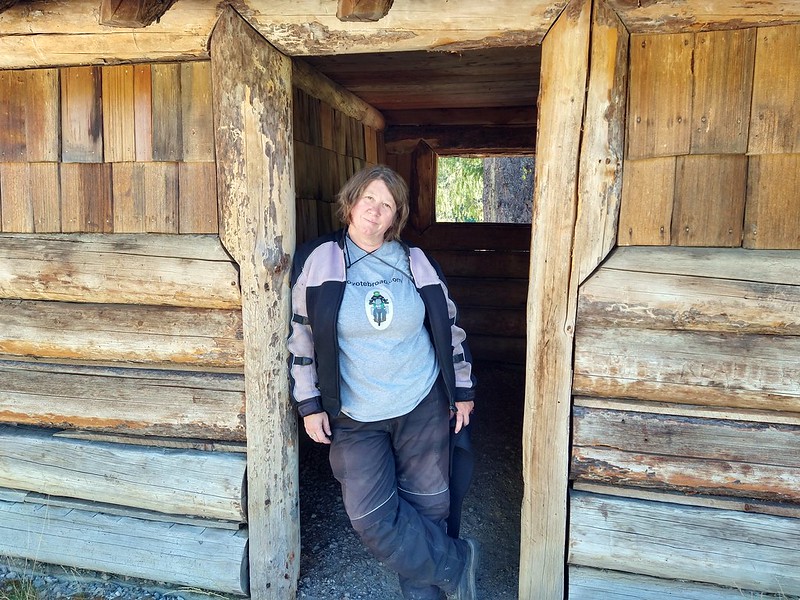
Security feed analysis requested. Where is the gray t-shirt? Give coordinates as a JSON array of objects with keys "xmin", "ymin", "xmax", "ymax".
[{"xmin": 337, "ymin": 236, "xmax": 439, "ymax": 422}]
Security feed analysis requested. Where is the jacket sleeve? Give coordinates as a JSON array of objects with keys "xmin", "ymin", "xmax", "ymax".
[
  {"xmin": 442, "ymin": 282, "xmax": 477, "ymax": 402},
  {"xmin": 287, "ymin": 254, "xmax": 324, "ymax": 417}
]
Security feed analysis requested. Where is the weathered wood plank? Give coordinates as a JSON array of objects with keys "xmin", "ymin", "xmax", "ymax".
[
  {"xmin": 179, "ymin": 162, "xmax": 219, "ymax": 233},
  {"xmin": 0, "ymin": 359, "xmax": 245, "ymax": 440},
  {"xmin": 458, "ymin": 307, "xmax": 525, "ymax": 338},
  {"xmin": 102, "ymin": 64, "xmax": 136, "ymax": 162},
  {"xmin": 520, "ymin": 1, "xmax": 591, "ymax": 598},
  {"xmin": 0, "ymin": 299, "xmax": 244, "ymax": 368},
  {"xmin": 0, "ymin": 499, "xmax": 248, "ymax": 595},
  {"xmin": 749, "ymin": 23, "xmax": 800, "ymax": 155},
  {"xmin": 24, "ymin": 68, "xmax": 60, "ymax": 162},
  {"xmin": 151, "ymin": 63, "xmax": 182, "ymax": 161},
  {"xmin": 60, "ymin": 162, "xmax": 113, "ymax": 233},
  {"xmin": 111, "ymin": 162, "xmax": 180, "ymax": 233},
  {"xmin": 600, "ymin": 246, "xmax": 800, "ymax": 285},
  {"xmin": 569, "ymin": 491, "xmax": 800, "ymax": 596},
  {"xmin": 0, "ymin": 425, "xmax": 246, "ymax": 521},
  {"xmin": 672, "ymin": 154, "xmax": 747, "ymax": 247},
  {"xmin": 133, "ymin": 64, "xmax": 153, "ymax": 161},
  {"xmin": 180, "ymin": 61, "xmax": 214, "ymax": 162},
  {"xmin": 573, "ymin": 326, "xmax": 800, "ymax": 413},
  {"xmin": 30, "ymin": 162, "xmax": 61, "ymax": 232},
  {"xmin": 573, "ymin": 0, "xmax": 627, "ymax": 284},
  {"xmin": 110, "ymin": 161, "xmax": 145, "ymax": 232},
  {"xmin": 212, "ymin": 9, "xmax": 299, "ymax": 599},
  {"xmin": 60, "ymin": 66, "xmax": 103, "ymax": 163},
  {"xmin": 0, "ymin": 163, "xmax": 33, "ymax": 232},
  {"xmin": 571, "ymin": 407, "xmax": 800, "ymax": 501},
  {"xmin": 627, "ymin": 33, "xmax": 693, "ymax": 159},
  {"xmin": 690, "ymin": 29, "xmax": 755, "ymax": 154},
  {"xmin": 569, "ymin": 565, "xmax": 787, "ymax": 600},
  {"xmin": 578, "ymin": 266, "xmax": 800, "ymax": 335},
  {"xmin": 0, "ymin": 70, "xmax": 26, "ymax": 162},
  {"xmin": 744, "ymin": 154, "xmax": 800, "ymax": 249},
  {"xmin": 618, "ymin": 157, "xmax": 675, "ymax": 245},
  {"xmin": 0, "ymin": 232, "xmax": 240, "ymax": 308}
]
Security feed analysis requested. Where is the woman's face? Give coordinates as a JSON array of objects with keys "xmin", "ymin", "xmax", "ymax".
[{"xmin": 348, "ymin": 179, "xmax": 397, "ymax": 244}]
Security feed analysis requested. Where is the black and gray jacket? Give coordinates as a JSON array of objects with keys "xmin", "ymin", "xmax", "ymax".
[{"xmin": 288, "ymin": 229, "xmax": 476, "ymax": 418}]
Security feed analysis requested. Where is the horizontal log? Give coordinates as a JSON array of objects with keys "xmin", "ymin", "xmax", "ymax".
[
  {"xmin": 573, "ymin": 326, "xmax": 800, "ymax": 413},
  {"xmin": 0, "ymin": 425, "xmax": 246, "ymax": 521},
  {"xmin": 0, "ymin": 499, "xmax": 248, "ymax": 595},
  {"xmin": 573, "ymin": 482, "xmax": 800, "ymax": 519},
  {"xmin": 0, "ymin": 359, "xmax": 246, "ymax": 440},
  {"xmin": 458, "ymin": 306, "xmax": 525, "ymax": 338},
  {"xmin": 574, "ymin": 396, "xmax": 800, "ymax": 426},
  {"xmin": 467, "ymin": 334, "xmax": 526, "ymax": 365},
  {"xmin": 11, "ymin": 489, "xmax": 242, "ymax": 530},
  {"xmin": 606, "ymin": 0, "xmax": 800, "ymax": 34},
  {"xmin": 578, "ymin": 268, "xmax": 800, "ymax": 334},
  {"xmin": 569, "ymin": 491, "xmax": 800, "ymax": 596},
  {"xmin": 601, "ymin": 246, "xmax": 800, "ymax": 286},
  {"xmin": 293, "ymin": 59, "xmax": 384, "ymax": 130},
  {"xmin": 447, "ymin": 277, "xmax": 528, "ymax": 309},
  {"xmin": 569, "ymin": 565, "xmax": 777, "ymax": 600},
  {"xmin": 384, "ymin": 124, "xmax": 536, "ymax": 154},
  {"xmin": 1, "ymin": 299, "xmax": 244, "ymax": 367},
  {"xmin": 572, "ymin": 407, "xmax": 800, "ymax": 501},
  {"xmin": 425, "ymin": 249, "xmax": 530, "ymax": 280},
  {"xmin": 55, "ymin": 430, "xmax": 246, "ymax": 452},
  {"xmin": 0, "ymin": 233, "xmax": 241, "ymax": 308},
  {"xmin": 403, "ymin": 222, "xmax": 531, "ymax": 252}
]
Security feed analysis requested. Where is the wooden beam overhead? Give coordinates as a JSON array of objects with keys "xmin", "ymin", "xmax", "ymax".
[
  {"xmin": 337, "ymin": 0, "xmax": 394, "ymax": 22},
  {"xmin": 100, "ymin": 0, "xmax": 179, "ymax": 28},
  {"xmin": 0, "ymin": 1, "xmax": 19, "ymax": 14}
]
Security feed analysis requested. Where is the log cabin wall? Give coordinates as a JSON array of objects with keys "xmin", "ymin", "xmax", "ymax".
[
  {"xmin": 569, "ymin": 22, "xmax": 800, "ymax": 598},
  {"xmin": 0, "ymin": 61, "xmax": 250, "ymax": 595}
]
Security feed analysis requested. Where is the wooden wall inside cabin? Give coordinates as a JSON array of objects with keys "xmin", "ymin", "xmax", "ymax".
[
  {"xmin": 387, "ymin": 148, "xmax": 531, "ymax": 366},
  {"xmin": 293, "ymin": 86, "xmax": 384, "ymax": 244},
  {"xmin": 619, "ymin": 23, "xmax": 800, "ymax": 250}
]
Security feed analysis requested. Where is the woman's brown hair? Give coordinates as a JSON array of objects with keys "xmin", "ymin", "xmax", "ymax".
[{"xmin": 336, "ymin": 165, "xmax": 410, "ymax": 241}]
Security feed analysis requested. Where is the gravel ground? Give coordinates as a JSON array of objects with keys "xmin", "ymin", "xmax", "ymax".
[{"xmin": 1, "ymin": 362, "xmax": 524, "ymax": 600}]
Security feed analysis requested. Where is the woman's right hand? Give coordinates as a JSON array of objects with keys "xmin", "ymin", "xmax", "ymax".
[{"xmin": 304, "ymin": 412, "xmax": 332, "ymax": 444}]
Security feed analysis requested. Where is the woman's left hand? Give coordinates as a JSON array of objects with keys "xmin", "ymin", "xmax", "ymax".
[{"xmin": 453, "ymin": 400, "xmax": 474, "ymax": 434}]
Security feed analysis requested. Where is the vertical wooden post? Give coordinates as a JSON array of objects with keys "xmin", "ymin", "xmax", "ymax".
[
  {"xmin": 519, "ymin": 0, "xmax": 591, "ymax": 598},
  {"xmin": 211, "ymin": 8, "xmax": 298, "ymax": 600}
]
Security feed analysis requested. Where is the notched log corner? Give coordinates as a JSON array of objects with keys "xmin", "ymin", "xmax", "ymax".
[
  {"xmin": 337, "ymin": 0, "xmax": 394, "ymax": 22},
  {"xmin": 100, "ymin": 0, "xmax": 179, "ymax": 28}
]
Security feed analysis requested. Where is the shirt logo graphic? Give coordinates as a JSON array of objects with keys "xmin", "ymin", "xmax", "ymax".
[{"xmin": 365, "ymin": 288, "xmax": 393, "ymax": 330}]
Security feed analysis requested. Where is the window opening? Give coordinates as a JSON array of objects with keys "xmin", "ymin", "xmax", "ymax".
[{"xmin": 435, "ymin": 155, "xmax": 534, "ymax": 224}]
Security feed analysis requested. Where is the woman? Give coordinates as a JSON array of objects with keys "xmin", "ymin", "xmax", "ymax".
[{"xmin": 288, "ymin": 165, "xmax": 479, "ymax": 600}]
